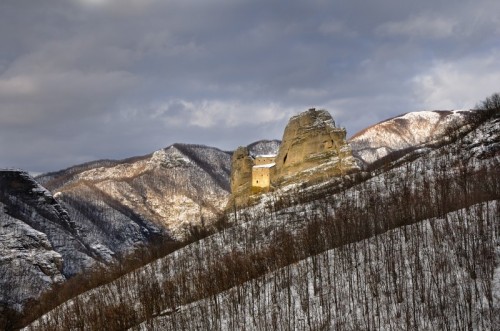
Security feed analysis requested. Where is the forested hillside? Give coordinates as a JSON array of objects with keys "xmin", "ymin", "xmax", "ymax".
[
  {"xmin": 0, "ymin": 141, "xmax": 278, "ymax": 329},
  {"xmin": 24, "ymin": 107, "xmax": 499, "ymax": 330}
]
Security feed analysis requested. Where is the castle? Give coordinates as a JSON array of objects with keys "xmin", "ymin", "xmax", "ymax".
[
  {"xmin": 230, "ymin": 108, "xmax": 359, "ymax": 206},
  {"xmin": 251, "ymin": 155, "xmax": 276, "ymax": 192}
]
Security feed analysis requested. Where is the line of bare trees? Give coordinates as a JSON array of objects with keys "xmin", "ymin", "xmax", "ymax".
[{"xmin": 21, "ymin": 112, "xmax": 499, "ymax": 330}]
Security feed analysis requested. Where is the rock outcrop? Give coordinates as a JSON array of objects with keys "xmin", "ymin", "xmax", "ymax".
[
  {"xmin": 274, "ymin": 108, "xmax": 358, "ymax": 185},
  {"xmin": 230, "ymin": 147, "xmax": 254, "ymax": 206},
  {"xmin": 0, "ymin": 170, "xmax": 85, "ymax": 313},
  {"xmin": 229, "ymin": 108, "xmax": 359, "ymax": 202}
]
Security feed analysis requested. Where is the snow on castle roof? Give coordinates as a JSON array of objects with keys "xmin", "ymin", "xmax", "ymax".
[
  {"xmin": 255, "ymin": 154, "xmax": 277, "ymax": 158},
  {"xmin": 253, "ymin": 163, "xmax": 276, "ymax": 169}
]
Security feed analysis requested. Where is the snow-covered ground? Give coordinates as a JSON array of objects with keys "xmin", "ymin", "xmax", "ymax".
[
  {"xmin": 349, "ymin": 110, "xmax": 472, "ymax": 165},
  {"xmin": 135, "ymin": 201, "xmax": 499, "ymax": 331},
  {"xmin": 24, "ymin": 113, "xmax": 499, "ymax": 330},
  {"xmin": 46, "ymin": 143, "xmax": 232, "ymax": 240},
  {"xmin": 248, "ymin": 140, "xmax": 281, "ymax": 158}
]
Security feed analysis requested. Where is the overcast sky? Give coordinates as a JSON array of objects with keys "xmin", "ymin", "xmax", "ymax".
[{"xmin": 1, "ymin": 0, "xmax": 499, "ymax": 172}]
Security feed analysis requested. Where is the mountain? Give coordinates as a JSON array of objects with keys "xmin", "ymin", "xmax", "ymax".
[
  {"xmin": 349, "ymin": 110, "xmax": 473, "ymax": 168},
  {"xmin": 36, "ymin": 143, "xmax": 232, "ymax": 240},
  {"xmin": 247, "ymin": 140, "xmax": 281, "ymax": 157},
  {"xmin": 0, "ymin": 170, "xmax": 90, "ymax": 324},
  {"xmin": 0, "ymin": 167, "xmax": 173, "ymax": 325},
  {"xmin": 1, "ymin": 139, "xmax": 288, "ymax": 325},
  {"xmin": 22, "ymin": 109, "xmax": 499, "ymax": 330},
  {"xmin": 1, "ymin": 144, "xmax": 233, "ymax": 322},
  {"xmin": 36, "ymin": 140, "xmax": 280, "ymax": 239}
]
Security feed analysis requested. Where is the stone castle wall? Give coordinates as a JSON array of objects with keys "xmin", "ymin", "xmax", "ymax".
[
  {"xmin": 252, "ymin": 165, "xmax": 273, "ymax": 192},
  {"xmin": 230, "ymin": 108, "xmax": 359, "ymax": 205},
  {"xmin": 254, "ymin": 156, "xmax": 276, "ymax": 166}
]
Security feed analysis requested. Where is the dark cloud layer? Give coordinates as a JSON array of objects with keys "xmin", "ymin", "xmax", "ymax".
[{"xmin": 1, "ymin": 0, "xmax": 499, "ymax": 172}]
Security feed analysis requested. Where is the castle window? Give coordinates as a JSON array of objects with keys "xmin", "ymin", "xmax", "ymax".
[{"xmin": 283, "ymin": 153, "xmax": 288, "ymax": 164}]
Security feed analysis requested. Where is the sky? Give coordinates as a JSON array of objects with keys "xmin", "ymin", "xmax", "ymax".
[{"xmin": 1, "ymin": 0, "xmax": 499, "ymax": 172}]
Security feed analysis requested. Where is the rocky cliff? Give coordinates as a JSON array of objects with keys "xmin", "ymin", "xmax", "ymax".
[
  {"xmin": 229, "ymin": 109, "xmax": 359, "ymax": 204},
  {"xmin": 0, "ymin": 170, "xmax": 88, "ymax": 314},
  {"xmin": 229, "ymin": 147, "xmax": 254, "ymax": 207},
  {"xmin": 274, "ymin": 108, "xmax": 358, "ymax": 185}
]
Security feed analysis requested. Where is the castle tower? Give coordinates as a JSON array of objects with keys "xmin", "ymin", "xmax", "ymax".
[{"xmin": 251, "ymin": 155, "xmax": 276, "ymax": 193}]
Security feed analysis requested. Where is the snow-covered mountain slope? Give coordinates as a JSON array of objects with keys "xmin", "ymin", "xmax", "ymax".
[
  {"xmin": 0, "ymin": 170, "xmax": 94, "ymax": 314},
  {"xmin": 247, "ymin": 140, "xmax": 281, "ymax": 157},
  {"xmin": 0, "ymin": 144, "xmax": 232, "ymax": 322},
  {"xmin": 37, "ymin": 143, "xmax": 232, "ymax": 239},
  {"xmin": 134, "ymin": 201, "xmax": 499, "ymax": 331},
  {"xmin": 25, "ymin": 111, "xmax": 499, "ymax": 330},
  {"xmin": 35, "ymin": 141, "xmax": 278, "ymax": 241},
  {"xmin": 349, "ymin": 110, "xmax": 472, "ymax": 166}
]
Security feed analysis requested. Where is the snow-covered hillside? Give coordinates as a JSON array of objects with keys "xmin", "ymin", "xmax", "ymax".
[
  {"xmin": 24, "ymin": 111, "xmax": 499, "ymax": 331},
  {"xmin": 38, "ymin": 143, "xmax": 232, "ymax": 240},
  {"xmin": 0, "ymin": 170, "xmax": 94, "ymax": 315},
  {"xmin": 349, "ymin": 110, "xmax": 472, "ymax": 166},
  {"xmin": 136, "ymin": 202, "xmax": 499, "ymax": 330},
  {"xmin": 0, "ymin": 144, "xmax": 232, "ymax": 321},
  {"xmin": 247, "ymin": 140, "xmax": 281, "ymax": 157},
  {"xmin": 0, "ymin": 139, "xmax": 288, "ymax": 325}
]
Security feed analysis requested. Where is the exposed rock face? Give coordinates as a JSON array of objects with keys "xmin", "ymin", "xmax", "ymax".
[
  {"xmin": 0, "ymin": 204, "xmax": 65, "ymax": 311},
  {"xmin": 274, "ymin": 108, "xmax": 358, "ymax": 185},
  {"xmin": 230, "ymin": 147, "xmax": 254, "ymax": 206},
  {"xmin": 0, "ymin": 170, "xmax": 82, "ymax": 312},
  {"xmin": 229, "ymin": 109, "xmax": 359, "ymax": 202}
]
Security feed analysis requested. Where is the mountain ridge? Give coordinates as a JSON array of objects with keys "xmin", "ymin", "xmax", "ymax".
[
  {"xmin": 2, "ymin": 108, "xmax": 498, "ymax": 329},
  {"xmin": 22, "ymin": 108, "xmax": 499, "ymax": 330},
  {"xmin": 1, "ymin": 139, "xmax": 283, "ymax": 318},
  {"xmin": 349, "ymin": 109, "xmax": 473, "ymax": 167}
]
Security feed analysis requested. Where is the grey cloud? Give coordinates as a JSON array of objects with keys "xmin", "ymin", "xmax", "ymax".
[
  {"xmin": 0, "ymin": 0, "xmax": 499, "ymax": 172},
  {"xmin": 129, "ymin": 99, "xmax": 298, "ymax": 130},
  {"xmin": 0, "ymin": 70, "xmax": 138, "ymax": 127},
  {"xmin": 412, "ymin": 50, "xmax": 500, "ymax": 110},
  {"xmin": 376, "ymin": 15, "xmax": 457, "ymax": 39},
  {"xmin": 318, "ymin": 20, "xmax": 358, "ymax": 38}
]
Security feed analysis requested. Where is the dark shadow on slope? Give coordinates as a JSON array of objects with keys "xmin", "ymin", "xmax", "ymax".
[{"xmin": 172, "ymin": 143, "xmax": 232, "ymax": 192}]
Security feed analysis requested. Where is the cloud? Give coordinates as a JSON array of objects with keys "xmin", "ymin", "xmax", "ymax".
[
  {"xmin": 0, "ymin": 70, "xmax": 138, "ymax": 127},
  {"xmin": 0, "ymin": 75, "xmax": 38, "ymax": 97},
  {"xmin": 412, "ymin": 50, "xmax": 500, "ymax": 109},
  {"xmin": 318, "ymin": 20, "xmax": 357, "ymax": 37},
  {"xmin": 0, "ymin": 32, "xmax": 139, "ymax": 129},
  {"xmin": 138, "ymin": 99, "xmax": 298, "ymax": 128},
  {"xmin": 1, "ymin": 0, "xmax": 500, "ymax": 172},
  {"xmin": 376, "ymin": 15, "xmax": 457, "ymax": 39},
  {"xmin": 287, "ymin": 88, "xmax": 330, "ymax": 100},
  {"xmin": 74, "ymin": 0, "xmax": 156, "ymax": 13}
]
